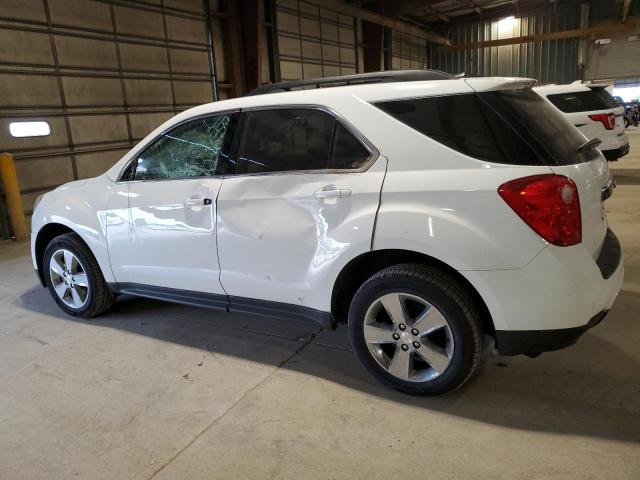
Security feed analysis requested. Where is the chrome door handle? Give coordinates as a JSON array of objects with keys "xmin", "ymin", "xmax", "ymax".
[
  {"xmin": 184, "ymin": 197, "xmax": 212, "ymax": 207},
  {"xmin": 314, "ymin": 187, "xmax": 351, "ymax": 200}
]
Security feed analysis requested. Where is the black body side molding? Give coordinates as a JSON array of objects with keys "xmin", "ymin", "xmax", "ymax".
[
  {"xmin": 115, "ymin": 283, "xmax": 229, "ymax": 310},
  {"xmin": 110, "ymin": 283, "xmax": 334, "ymax": 329}
]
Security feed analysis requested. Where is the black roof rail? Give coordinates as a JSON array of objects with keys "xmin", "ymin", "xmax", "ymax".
[{"xmin": 245, "ymin": 70, "xmax": 454, "ymax": 96}]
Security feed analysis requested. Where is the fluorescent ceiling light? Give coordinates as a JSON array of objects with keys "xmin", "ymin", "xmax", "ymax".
[
  {"xmin": 9, "ymin": 121, "xmax": 51, "ymax": 138},
  {"xmin": 497, "ymin": 16, "xmax": 516, "ymax": 34}
]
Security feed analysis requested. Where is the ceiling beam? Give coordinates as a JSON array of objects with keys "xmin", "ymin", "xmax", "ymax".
[
  {"xmin": 385, "ymin": 0, "xmax": 450, "ymax": 22},
  {"xmin": 309, "ymin": 0, "xmax": 451, "ymax": 44},
  {"xmin": 444, "ymin": 20, "xmax": 640, "ymax": 51},
  {"xmin": 460, "ymin": 0, "xmax": 483, "ymax": 15},
  {"xmin": 420, "ymin": 0, "xmax": 515, "ymax": 20},
  {"xmin": 427, "ymin": 0, "xmax": 548, "ymax": 29}
]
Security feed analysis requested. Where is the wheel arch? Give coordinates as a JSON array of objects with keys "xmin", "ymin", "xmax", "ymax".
[
  {"xmin": 330, "ymin": 249, "xmax": 495, "ymax": 338},
  {"xmin": 35, "ymin": 223, "xmax": 83, "ymax": 286}
]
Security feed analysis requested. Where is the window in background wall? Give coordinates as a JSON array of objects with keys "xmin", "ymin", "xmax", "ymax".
[
  {"xmin": 612, "ymin": 87, "xmax": 640, "ymax": 102},
  {"xmin": 613, "ymin": 78, "xmax": 640, "ymax": 102},
  {"xmin": 9, "ymin": 121, "xmax": 51, "ymax": 138}
]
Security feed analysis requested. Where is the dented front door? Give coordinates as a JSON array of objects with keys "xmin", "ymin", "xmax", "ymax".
[{"xmin": 215, "ymin": 158, "xmax": 386, "ymax": 311}]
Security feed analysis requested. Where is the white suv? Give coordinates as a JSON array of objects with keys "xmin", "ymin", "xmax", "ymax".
[
  {"xmin": 31, "ymin": 71, "xmax": 623, "ymax": 395},
  {"xmin": 535, "ymin": 82, "xmax": 630, "ymax": 161}
]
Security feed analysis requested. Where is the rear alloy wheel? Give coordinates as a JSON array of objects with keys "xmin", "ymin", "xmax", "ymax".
[
  {"xmin": 348, "ymin": 264, "xmax": 483, "ymax": 395},
  {"xmin": 363, "ymin": 292, "xmax": 454, "ymax": 382}
]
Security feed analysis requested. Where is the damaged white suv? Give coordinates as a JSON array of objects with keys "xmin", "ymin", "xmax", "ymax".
[{"xmin": 31, "ymin": 71, "xmax": 623, "ymax": 395}]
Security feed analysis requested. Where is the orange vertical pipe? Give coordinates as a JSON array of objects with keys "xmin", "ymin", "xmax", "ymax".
[{"xmin": 0, "ymin": 153, "xmax": 28, "ymax": 241}]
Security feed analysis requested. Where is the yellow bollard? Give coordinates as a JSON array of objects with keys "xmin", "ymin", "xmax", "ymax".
[{"xmin": 0, "ymin": 153, "xmax": 28, "ymax": 241}]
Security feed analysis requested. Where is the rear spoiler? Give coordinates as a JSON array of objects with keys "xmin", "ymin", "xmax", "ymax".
[
  {"xmin": 464, "ymin": 78, "xmax": 537, "ymax": 92},
  {"xmin": 572, "ymin": 80, "xmax": 612, "ymax": 89},
  {"xmin": 577, "ymin": 137, "xmax": 602, "ymax": 153}
]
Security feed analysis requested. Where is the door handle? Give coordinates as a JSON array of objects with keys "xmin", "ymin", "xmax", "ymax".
[
  {"xmin": 313, "ymin": 187, "xmax": 352, "ymax": 200},
  {"xmin": 184, "ymin": 197, "xmax": 212, "ymax": 207}
]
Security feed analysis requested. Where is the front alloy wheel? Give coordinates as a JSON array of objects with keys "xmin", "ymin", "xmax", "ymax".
[
  {"xmin": 43, "ymin": 232, "xmax": 115, "ymax": 318},
  {"xmin": 49, "ymin": 249, "xmax": 90, "ymax": 309}
]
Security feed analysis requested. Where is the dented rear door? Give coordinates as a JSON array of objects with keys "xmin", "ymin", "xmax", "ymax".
[
  {"xmin": 216, "ymin": 161, "xmax": 386, "ymax": 311},
  {"xmin": 215, "ymin": 108, "xmax": 385, "ymax": 312}
]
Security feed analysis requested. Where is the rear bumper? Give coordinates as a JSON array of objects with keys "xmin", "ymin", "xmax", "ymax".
[
  {"xmin": 495, "ymin": 309, "xmax": 609, "ymax": 356},
  {"xmin": 496, "ymin": 229, "xmax": 621, "ymax": 355},
  {"xmin": 602, "ymin": 142, "xmax": 630, "ymax": 161},
  {"xmin": 464, "ymin": 229, "xmax": 623, "ymax": 355}
]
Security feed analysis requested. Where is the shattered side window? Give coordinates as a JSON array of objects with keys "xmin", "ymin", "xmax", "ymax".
[{"xmin": 134, "ymin": 114, "xmax": 234, "ymax": 181}]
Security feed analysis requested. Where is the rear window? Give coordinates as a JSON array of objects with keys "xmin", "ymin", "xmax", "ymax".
[
  {"xmin": 375, "ymin": 89, "xmax": 599, "ymax": 166},
  {"xmin": 546, "ymin": 88, "xmax": 619, "ymax": 113}
]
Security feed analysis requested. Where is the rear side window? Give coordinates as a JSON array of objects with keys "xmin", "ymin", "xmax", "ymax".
[
  {"xmin": 546, "ymin": 88, "xmax": 619, "ymax": 113},
  {"xmin": 331, "ymin": 123, "xmax": 371, "ymax": 169},
  {"xmin": 239, "ymin": 109, "xmax": 371, "ymax": 174},
  {"xmin": 375, "ymin": 94, "xmax": 543, "ymax": 165},
  {"xmin": 480, "ymin": 89, "xmax": 600, "ymax": 166}
]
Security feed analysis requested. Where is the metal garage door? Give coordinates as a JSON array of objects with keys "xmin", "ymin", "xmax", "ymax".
[
  {"xmin": 275, "ymin": 0, "xmax": 357, "ymax": 80},
  {"xmin": 390, "ymin": 30, "xmax": 428, "ymax": 70},
  {"xmin": 0, "ymin": 0, "xmax": 217, "ymax": 227},
  {"xmin": 585, "ymin": 31, "xmax": 640, "ymax": 81}
]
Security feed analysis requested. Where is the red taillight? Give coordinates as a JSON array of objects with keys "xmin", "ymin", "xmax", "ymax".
[
  {"xmin": 498, "ymin": 174, "xmax": 581, "ymax": 246},
  {"xmin": 589, "ymin": 112, "xmax": 616, "ymax": 130}
]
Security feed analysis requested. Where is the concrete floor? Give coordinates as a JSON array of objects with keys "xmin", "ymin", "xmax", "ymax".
[{"xmin": 2, "ymin": 131, "xmax": 640, "ymax": 480}]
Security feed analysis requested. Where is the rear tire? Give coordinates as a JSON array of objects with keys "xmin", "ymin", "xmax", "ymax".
[
  {"xmin": 43, "ymin": 233, "xmax": 115, "ymax": 318},
  {"xmin": 348, "ymin": 264, "xmax": 483, "ymax": 395}
]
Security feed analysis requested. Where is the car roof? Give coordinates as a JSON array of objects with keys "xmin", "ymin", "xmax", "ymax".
[
  {"xmin": 105, "ymin": 75, "xmax": 535, "ymax": 181},
  {"xmin": 246, "ymin": 69, "xmax": 455, "ymax": 96},
  {"xmin": 174, "ymin": 76, "xmax": 536, "ymax": 120}
]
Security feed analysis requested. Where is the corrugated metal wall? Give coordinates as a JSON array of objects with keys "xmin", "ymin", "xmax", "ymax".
[
  {"xmin": 429, "ymin": 2, "xmax": 581, "ymax": 84},
  {"xmin": 0, "ymin": 0, "xmax": 216, "ymax": 228}
]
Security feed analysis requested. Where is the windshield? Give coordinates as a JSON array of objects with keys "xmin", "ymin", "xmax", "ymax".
[{"xmin": 479, "ymin": 88, "xmax": 601, "ymax": 166}]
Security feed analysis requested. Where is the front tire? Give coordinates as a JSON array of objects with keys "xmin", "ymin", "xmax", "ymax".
[
  {"xmin": 348, "ymin": 264, "xmax": 483, "ymax": 395},
  {"xmin": 43, "ymin": 232, "xmax": 115, "ymax": 318}
]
